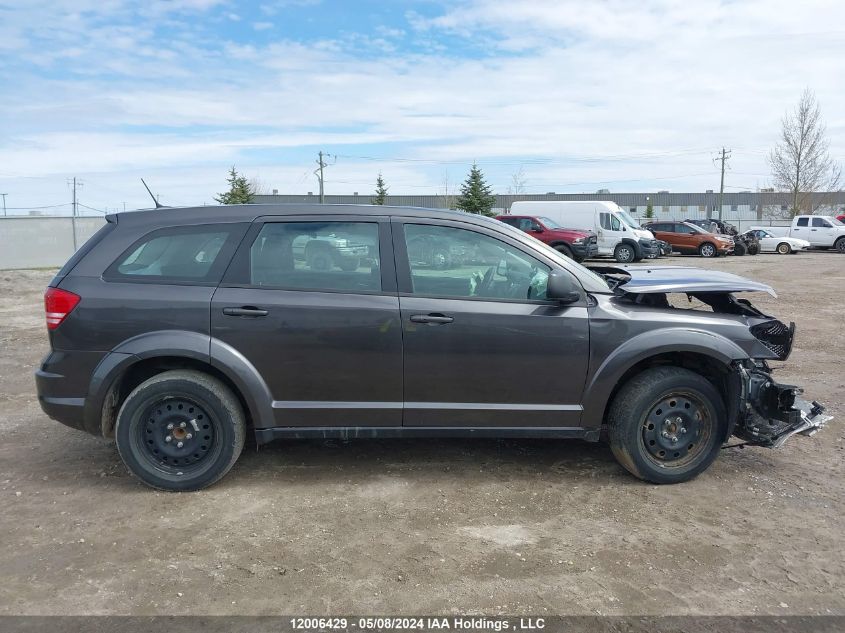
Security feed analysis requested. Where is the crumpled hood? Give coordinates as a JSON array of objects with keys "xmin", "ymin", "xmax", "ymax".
[{"xmin": 589, "ymin": 264, "xmax": 777, "ymax": 297}]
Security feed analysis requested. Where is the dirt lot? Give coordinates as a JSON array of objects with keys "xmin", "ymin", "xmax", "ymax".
[{"xmin": 0, "ymin": 253, "xmax": 843, "ymax": 616}]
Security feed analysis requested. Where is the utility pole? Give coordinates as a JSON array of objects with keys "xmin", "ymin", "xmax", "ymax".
[
  {"xmin": 0, "ymin": 193, "xmax": 7, "ymax": 216},
  {"xmin": 716, "ymin": 148, "xmax": 731, "ymax": 220},
  {"xmin": 315, "ymin": 151, "xmax": 331, "ymax": 203},
  {"xmin": 68, "ymin": 177, "xmax": 81, "ymax": 251}
]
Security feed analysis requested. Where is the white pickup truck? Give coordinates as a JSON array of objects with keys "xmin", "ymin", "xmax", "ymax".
[{"xmin": 757, "ymin": 215, "xmax": 845, "ymax": 252}]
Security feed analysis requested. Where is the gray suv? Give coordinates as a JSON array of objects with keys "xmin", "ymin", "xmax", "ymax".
[{"xmin": 36, "ymin": 205, "xmax": 829, "ymax": 491}]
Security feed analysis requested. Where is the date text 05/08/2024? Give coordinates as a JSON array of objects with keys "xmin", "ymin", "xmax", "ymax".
[{"xmin": 289, "ymin": 617, "xmax": 547, "ymax": 631}]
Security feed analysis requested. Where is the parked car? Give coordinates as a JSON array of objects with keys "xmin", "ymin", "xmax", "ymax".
[
  {"xmin": 495, "ymin": 214, "xmax": 598, "ymax": 262},
  {"xmin": 759, "ymin": 215, "xmax": 845, "ymax": 252},
  {"xmin": 685, "ymin": 218, "xmax": 759, "ymax": 256},
  {"xmin": 743, "ymin": 229, "xmax": 810, "ymax": 254},
  {"xmin": 37, "ymin": 204, "xmax": 829, "ymax": 491},
  {"xmin": 509, "ymin": 201, "xmax": 660, "ymax": 263},
  {"xmin": 837, "ymin": 214, "xmax": 845, "ymax": 223},
  {"xmin": 643, "ymin": 221, "xmax": 735, "ymax": 257}
]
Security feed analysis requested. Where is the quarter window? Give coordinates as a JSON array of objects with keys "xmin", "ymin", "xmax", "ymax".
[
  {"xmin": 108, "ymin": 225, "xmax": 240, "ymax": 282},
  {"xmin": 249, "ymin": 222, "xmax": 380, "ymax": 292},
  {"xmin": 403, "ymin": 224, "xmax": 550, "ymax": 301}
]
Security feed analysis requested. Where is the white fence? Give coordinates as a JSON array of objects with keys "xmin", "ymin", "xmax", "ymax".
[
  {"xmin": 0, "ymin": 214, "xmax": 803, "ymax": 270},
  {"xmin": 0, "ymin": 217, "xmax": 106, "ymax": 269}
]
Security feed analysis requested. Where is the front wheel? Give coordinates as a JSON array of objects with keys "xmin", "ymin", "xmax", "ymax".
[
  {"xmin": 554, "ymin": 244, "xmax": 574, "ymax": 260},
  {"xmin": 733, "ymin": 242, "xmax": 747, "ymax": 256},
  {"xmin": 115, "ymin": 370, "xmax": 246, "ymax": 491},
  {"xmin": 607, "ymin": 367, "xmax": 727, "ymax": 484},
  {"xmin": 614, "ymin": 243, "xmax": 636, "ymax": 263},
  {"xmin": 699, "ymin": 242, "xmax": 717, "ymax": 258},
  {"xmin": 835, "ymin": 238, "xmax": 845, "ymax": 253}
]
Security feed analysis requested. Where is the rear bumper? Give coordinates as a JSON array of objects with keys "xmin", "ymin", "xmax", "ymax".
[
  {"xmin": 36, "ymin": 368, "xmax": 87, "ymax": 431},
  {"xmin": 35, "ymin": 350, "xmax": 108, "ymax": 435}
]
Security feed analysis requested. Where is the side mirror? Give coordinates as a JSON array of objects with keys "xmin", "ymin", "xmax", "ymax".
[{"xmin": 547, "ymin": 270, "xmax": 581, "ymax": 304}]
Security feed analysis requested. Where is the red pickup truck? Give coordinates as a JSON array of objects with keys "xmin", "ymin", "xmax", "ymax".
[{"xmin": 496, "ymin": 214, "xmax": 598, "ymax": 262}]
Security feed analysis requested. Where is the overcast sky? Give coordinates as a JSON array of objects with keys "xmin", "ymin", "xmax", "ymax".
[{"xmin": 1, "ymin": 0, "xmax": 843, "ymax": 214}]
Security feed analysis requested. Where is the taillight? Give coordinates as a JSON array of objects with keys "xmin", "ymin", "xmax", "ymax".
[{"xmin": 44, "ymin": 287, "xmax": 81, "ymax": 330}]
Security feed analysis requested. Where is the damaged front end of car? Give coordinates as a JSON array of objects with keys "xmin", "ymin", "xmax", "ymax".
[
  {"xmin": 592, "ymin": 264, "xmax": 832, "ymax": 449},
  {"xmin": 733, "ymin": 361, "xmax": 831, "ymax": 448}
]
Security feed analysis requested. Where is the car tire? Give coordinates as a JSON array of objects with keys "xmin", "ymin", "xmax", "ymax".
[
  {"xmin": 614, "ymin": 243, "xmax": 636, "ymax": 263},
  {"xmin": 115, "ymin": 370, "xmax": 246, "ymax": 492},
  {"xmin": 776, "ymin": 242, "xmax": 792, "ymax": 255},
  {"xmin": 698, "ymin": 242, "xmax": 717, "ymax": 258},
  {"xmin": 607, "ymin": 366, "xmax": 727, "ymax": 484},
  {"xmin": 835, "ymin": 237, "xmax": 845, "ymax": 254},
  {"xmin": 338, "ymin": 258, "xmax": 360, "ymax": 272},
  {"xmin": 554, "ymin": 244, "xmax": 574, "ymax": 260},
  {"xmin": 747, "ymin": 243, "xmax": 760, "ymax": 255},
  {"xmin": 733, "ymin": 242, "xmax": 747, "ymax": 256},
  {"xmin": 306, "ymin": 245, "xmax": 333, "ymax": 271}
]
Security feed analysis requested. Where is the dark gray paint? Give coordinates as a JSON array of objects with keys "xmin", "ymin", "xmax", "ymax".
[{"xmin": 36, "ymin": 202, "xmax": 790, "ymax": 443}]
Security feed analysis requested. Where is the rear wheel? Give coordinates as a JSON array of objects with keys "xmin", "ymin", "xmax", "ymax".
[
  {"xmin": 733, "ymin": 241, "xmax": 747, "ymax": 256},
  {"xmin": 614, "ymin": 243, "xmax": 636, "ymax": 263},
  {"xmin": 306, "ymin": 245, "xmax": 333, "ymax": 271},
  {"xmin": 776, "ymin": 242, "xmax": 791, "ymax": 255},
  {"xmin": 607, "ymin": 367, "xmax": 727, "ymax": 484},
  {"xmin": 698, "ymin": 242, "xmax": 717, "ymax": 258},
  {"xmin": 338, "ymin": 257, "xmax": 360, "ymax": 271},
  {"xmin": 115, "ymin": 370, "xmax": 246, "ymax": 492},
  {"xmin": 554, "ymin": 244, "xmax": 574, "ymax": 260},
  {"xmin": 747, "ymin": 242, "xmax": 760, "ymax": 255}
]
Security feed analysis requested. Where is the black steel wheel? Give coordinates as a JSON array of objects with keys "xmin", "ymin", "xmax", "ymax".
[
  {"xmin": 607, "ymin": 366, "xmax": 726, "ymax": 484},
  {"xmin": 115, "ymin": 370, "xmax": 245, "ymax": 491}
]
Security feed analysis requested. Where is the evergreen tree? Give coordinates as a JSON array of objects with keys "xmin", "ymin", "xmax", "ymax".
[
  {"xmin": 456, "ymin": 162, "xmax": 496, "ymax": 216},
  {"xmin": 372, "ymin": 173, "xmax": 388, "ymax": 205},
  {"xmin": 214, "ymin": 166, "xmax": 256, "ymax": 204},
  {"xmin": 645, "ymin": 202, "xmax": 654, "ymax": 218}
]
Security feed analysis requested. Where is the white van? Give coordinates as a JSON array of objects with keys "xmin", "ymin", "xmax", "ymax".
[{"xmin": 509, "ymin": 201, "xmax": 661, "ymax": 263}]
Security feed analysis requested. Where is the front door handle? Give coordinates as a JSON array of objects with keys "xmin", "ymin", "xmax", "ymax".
[
  {"xmin": 222, "ymin": 306, "xmax": 269, "ymax": 317},
  {"xmin": 410, "ymin": 313, "xmax": 454, "ymax": 325}
]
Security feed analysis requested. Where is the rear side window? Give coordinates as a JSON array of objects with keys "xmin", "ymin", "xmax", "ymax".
[
  {"xmin": 249, "ymin": 221, "xmax": 381, "ymax": 293},
  {"xmin": 105, "ymin": 224, "xmax": 245, "ymax": 284}
]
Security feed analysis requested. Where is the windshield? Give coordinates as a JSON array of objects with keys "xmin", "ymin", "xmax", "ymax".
[
  {"xmin": 538, "ymin": 216, "xmax": 562, "ymax": 229},
  {"xmin": 617, "ymin": 209, "xmax": 641, "ymax": 230}
]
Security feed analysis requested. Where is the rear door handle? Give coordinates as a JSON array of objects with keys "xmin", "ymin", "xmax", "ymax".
[
  {"xmin": 222, "ymin": 306, "xmax": 269, "ymax": 317},
  {"xmin": 410, "ymin": 313, "xmax": 454, "ymax": 324}
]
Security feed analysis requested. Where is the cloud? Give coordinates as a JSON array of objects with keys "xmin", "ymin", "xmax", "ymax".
[{"xmin": 1, "ymin": 0, "xmax": 843, "ymax": 211}]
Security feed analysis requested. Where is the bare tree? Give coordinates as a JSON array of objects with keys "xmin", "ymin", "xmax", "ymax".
[
  {"xmin": 769, "ymin": 88, "xmax": 841, "ymax": 215},
  {"xmin": 507, "ymin": 166, "xmax": 527, "ymax": 195},
  {"xmin": 436, "ymin": 170, "xmax": 457, "ymax": 210}
]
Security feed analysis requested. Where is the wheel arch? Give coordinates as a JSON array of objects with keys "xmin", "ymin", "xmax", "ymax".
[
  {"xmin": 581, "ymin": 329, "xmax": 747, "ymax": 439},
  {"xmin": 84, "ymin": 330, "xmax": 274, "ymax": 438}
]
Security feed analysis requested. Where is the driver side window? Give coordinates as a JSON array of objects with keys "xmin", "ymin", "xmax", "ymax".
[{"xmin": 403, "ymin": 224, "xmax": 550, "ymax": 301}]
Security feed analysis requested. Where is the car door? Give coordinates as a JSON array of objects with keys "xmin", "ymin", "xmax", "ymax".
[
  {"xmin": 211, "ymin": 215, "xmax": 403, "ymax": 427},
  {"xmin": 810, "ymin": 217, "xmax": 834, "ymax": 246},
  {"xmin": 598, "ymin": 211, "xmax": 625, "ymax": 255},
  {"xmin": 393, "ymin": 217, "xmax": 590, "ymax": 428}
]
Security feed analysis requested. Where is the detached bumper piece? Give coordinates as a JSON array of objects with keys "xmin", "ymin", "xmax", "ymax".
[{"xmin": 736, "ymin": 368, "xmax": 832, "ymax": 448}]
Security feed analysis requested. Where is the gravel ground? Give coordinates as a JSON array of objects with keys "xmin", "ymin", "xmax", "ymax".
[{"xmin": 0, "ymin": 252, "xmax": 843, "ymax": 616}]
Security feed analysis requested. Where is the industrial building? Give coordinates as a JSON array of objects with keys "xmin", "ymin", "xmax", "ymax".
[{"xmin": 255, "ymin": 190, "xmax": 845, "ymax": 220}]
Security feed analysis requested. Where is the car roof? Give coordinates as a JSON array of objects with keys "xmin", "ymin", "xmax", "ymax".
[{"xmin": 112, "ymin": 203, "xmax": 485, "ymax": 228}]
